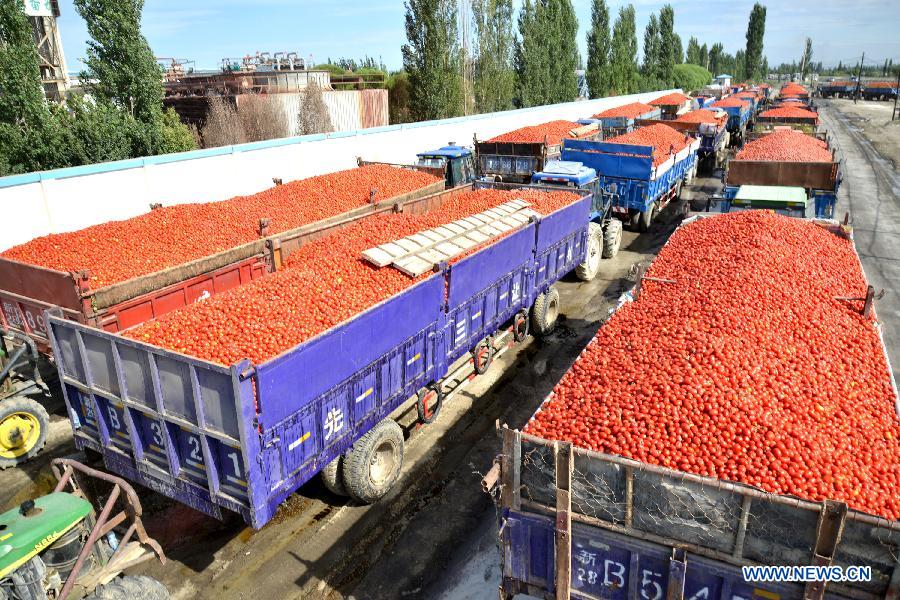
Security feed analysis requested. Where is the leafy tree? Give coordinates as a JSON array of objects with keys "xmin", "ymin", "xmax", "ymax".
[
  {"xmin": 708, "ymin": 42, "xmax": 724, "ymax": 75},
  {"xmin": 657, "ymin": 5, "xmax": 676, "ymax": 85},
  {"xmin": 388, "ymin": 71, "xmax": 412, "ymax": 124},
  {"xmin": 472, "ymin": 0, "xmax": 515, "ymax": 112},
  {"xmin": 799, "ymin": 37, "xmax": 813, "ymax": 80},
  {"xmin": 515, "ymin": 0, "xmax": 546, "ymax": 107},
  {"xmin": 516, "ymin": 0, "xmax": 578, "ymax": 106},
  {"xmin": 734, "ymin": 49, "xmax": 745, "ymax": 83},
  {"xmin": 546, "ymin": 0, "xmax": 579, "ymax": 103},
  {"xmin": 673, "ymin": 63, "xmax": 712, "ymax": 92},
  {"xmin": 699, "ymin": 43, "xmax": 708, "ymax": 70},
  {"xmin": 608, "ymin": 4, "xmax": 638, "ymax": 95},
  {"xmin": 743, "ymin": 2, "xmax": 766, "ymax": 80},
  {"xmin": 673, "ymin": 32, "xmax": 683, "ymax": 65},
  {"xmin": 585, "ymin": 0, "xmax": 612, "ymax": 98},
  {"xmin": 640, "ymin": 13, "xmax": 660, "ymax": 91},
  {"xmin": 686, "ymin": 36, "xmax": 702, "ymax": 65},
  {"xmin": 402, "ymin": 0, "xmax": 464, "ymax": 120}
]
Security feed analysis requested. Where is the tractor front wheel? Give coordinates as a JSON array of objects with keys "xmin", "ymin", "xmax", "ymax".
[{"xmin": 0, "ymin": 397, "xmax": 49, "ymax": 469}]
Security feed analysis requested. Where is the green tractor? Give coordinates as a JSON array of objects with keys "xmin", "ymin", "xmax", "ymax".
[
  {"xmin": 0, "ymin": 330, "xmax": 51, "ymax": 468},
  {"xmin": 0, "ymin": 459, "xmax": 168, "ymax": 600}
]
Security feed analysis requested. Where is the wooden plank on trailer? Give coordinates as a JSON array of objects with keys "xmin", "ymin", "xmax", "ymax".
[
  {"xmin": 394, "ymin": 256, "xmax": 434, "ymax": 277},
  {"xmin": 360, "ymin": 247, "xmax": 395, "ymax": 267},
  {"xmin": 555, "ymin": 441, "xmax": 573, "ymax": 600}
]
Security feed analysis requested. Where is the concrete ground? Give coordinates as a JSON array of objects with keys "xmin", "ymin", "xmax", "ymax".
[
  {"xmin": 822, "ymin": 98, "xmax": 900, "ymax": 170},
  {"xmin": 1, "ymin": 100, "xmax": 897, "ymax": 599}
]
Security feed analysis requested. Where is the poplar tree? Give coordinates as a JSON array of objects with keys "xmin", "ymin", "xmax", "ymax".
[
  {"xmin": 743, "ymin": 2, "xmax": 766, "ymax": 80},
  {"xmin": 641, "ymin": 13, "xmax": 660, "ymax": 90},
  {"xmin": 585, "ymin": 0, "xmax": 611, "ymax": 98},
  {"xmin": 608, "ymin": 5, "xmax": 638, "ymax": 95},
  {"xmin": 515, "ymin": 0, "xmax": 547, "ymax": 107},
  {"xmin": 686, "ymin": 36, "xmax": 701, "ymax": 66},
  {"xmin": 472, "ymin": 0, "xmax": 515, "ymax": 112},
  {"xmin": 657, "ymin": 4, "xmax": 676, "ymax": 86},
  {"xmin": 402, "ymin": 0, "xmax": 464, "ymax": 120},
  {"xmin": 516, "ymin": 0, "xmax": 578, "ymax": 106}
]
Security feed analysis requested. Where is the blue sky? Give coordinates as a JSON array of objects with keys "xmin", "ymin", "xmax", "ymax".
[{"xmin": 55, "ymin": 0, "xmax": 900, "ymax": 73}]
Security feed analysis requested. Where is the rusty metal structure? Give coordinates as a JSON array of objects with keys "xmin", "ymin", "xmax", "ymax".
[{"xmin": 26, "ymin": 0, "xmax": 69, "ymax": 101}]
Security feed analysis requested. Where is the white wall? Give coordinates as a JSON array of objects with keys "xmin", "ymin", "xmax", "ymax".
[{"xmin": 0, "ymin": 90, "xmax": 677, "ymax": 251}]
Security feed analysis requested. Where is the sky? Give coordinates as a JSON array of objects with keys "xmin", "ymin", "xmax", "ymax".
[{"xmin": 54, "ymin": 0, "xmax": 900, "ymax": 74}]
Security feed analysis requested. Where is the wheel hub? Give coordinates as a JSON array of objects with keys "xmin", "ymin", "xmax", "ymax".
[
  {"xmin": 0, "ymin": 412, "xmax": 39, "ymax": 458},
  {"xmin": 369, "ymin": 440, "xmax": 397, "ymax": 486}
]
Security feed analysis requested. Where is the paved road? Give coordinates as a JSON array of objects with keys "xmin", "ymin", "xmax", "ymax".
[{"xmin": 818, "ymin": 101, "xmax": 900, "ymax": 368}]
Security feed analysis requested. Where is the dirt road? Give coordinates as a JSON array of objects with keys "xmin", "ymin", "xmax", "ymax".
[{"xmin": 818, "ymin": 100, "xmax": 900, "ymax": 367}]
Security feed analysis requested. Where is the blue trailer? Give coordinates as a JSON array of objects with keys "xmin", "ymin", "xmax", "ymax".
[
  {"xmin": 560, "ymin": 136, "xmax": 700, "ymax": 232},
  {"xmin": 818, "ymin": 82, "xmax": 855, "ymax": 98},
  {"xmin": 713, "ymin": 102, "xmax": 752, "ymax": 145},
  {"xmin": 580, "ymin": 106, "xmax": 661, "ymax": 138},
  {"xmin": 485, "ymin": 429, "xmax": 900, "ymax": 600},
  {"xmin": 45, "ymin": 186, "xmax": 594, "ymax": 529},
  {"xmin": 709, "ymin": 184, "xmax": 836, "ymax": 219}
]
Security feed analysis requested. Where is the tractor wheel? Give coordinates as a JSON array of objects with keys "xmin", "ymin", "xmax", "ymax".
[
  {"xmin": 342, "ymin": 419, "xmax": 404, "ymax": 504},
  {"xmin": 602, "ymin": 219, "xmax": 623, "ymax": 258},
  {"xmin": 0, "ymin": 397, "xmax": 49, "ymax": 469},
  {"xmin": 321, "ymin": 455, "xmax": 347, "ymax": 496},
  {"xmin": 575, "ymin": 223, "xmax": 602, "ymax": 281},
  {"xmin": 531, "ymin": 287, "xmax": 560, "ymax": 337},
  {"xmin": 638, "ymin": 204, "xmax": 657, "ymax": 233},
  {"xmin": 84, "ymin": 575, "xmax": 169, "ymax": 600}
]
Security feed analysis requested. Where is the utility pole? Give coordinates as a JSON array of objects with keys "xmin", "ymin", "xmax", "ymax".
[
  {"xmin": 893, "ymin": 68, "xmax": 899, "ymax": 121},
  {"xmin": 855, "ymin": 52, "xmax": 864, "ymax": 104}
]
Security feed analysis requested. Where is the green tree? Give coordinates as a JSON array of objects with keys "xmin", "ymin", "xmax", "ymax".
[
  {"xmin": 515, "ymin": 0, "xmax": 546, "ymax": 107},
  {"xmin": 699, "ymin": 43, "xmax": 708, "ymax": 70},
  {"xmin": 472, "ymin": 0, "xmax": 515, "ymax": 112},
  {"xmin": 673, "ymin": 32, "xmax": 683, "ymax": 65},
  {"xmin": 516, "ymin": 0, "xmax": 578, "ymax": 106},
  {"xmin": 608, "ymin": 4, "xmax": 638, "ymax": 95},
  {"xmin": 388, "ymin": 71, "xmax": 412, "ymax": 124},
  {"xmin": 546, "ymin": 0, "xmax": 579, "ymax": 102},
  {"xmin": 657, "ymin": 5, "xmax": 676, "ymax": 86},
  {"xmin": 799, "ymin": 37, "xmax": 813, "ymax": 80},
  {"xmin": 708, "ymin": 42, "xmax": 724, "ymax": 75},
  {"xmin": 686, "ymin": 36, "xmax": 701, "ymax": 65},
  {"xmin": 585, "ymin": 0, "xmax": 612, "ymax": 98},
  {"xmin": 734, "ymin": 49, "xmax": 745, "ymax": 83},
  {"xmin": 743, "ymin": 2, "xmax": 766, "ymax": 80},
  {"xmin": 74, "ymin": 0, "xmax": 194, "ymax": 155},
  {"xmin": 402, "ymin": 0, "xmax": 464, "ymax": 120},
  {"xmin": 673, "ymin": 64, "xmax": 712, "ymax": 92},
  {"xmin": 640, "ymin": 13, "xmax": 660, "ymax": 90}
]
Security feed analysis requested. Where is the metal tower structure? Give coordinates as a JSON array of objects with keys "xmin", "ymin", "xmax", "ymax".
[{"xmin": 24, "ymin": 0, "xmax": 70, "ymax": 101}]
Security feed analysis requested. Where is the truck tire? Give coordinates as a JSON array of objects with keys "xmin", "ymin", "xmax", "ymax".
[
  {"xmin": 84, "ymin": 575, "xmax": 169, "ymax": 600},
  {"xmin": 638, "ymin": 204, "xmax": 657, "ymax": 233},
  {"xmin": 575, "ymin": 223, "xmax": 602, "ymax": 281},
  {"xmin": 602, "ymin": 219, "xmax": 623, "ymax": 258},
  {"xmin": 531, "ymin": 287, "xmax": 560, "ymax": 337},
  {"xmin": 341, "ymin": 419, "xmax": 404, "ymax": 504},
  {"xmin": 0, "ymin": 397, "xmax": 49, "ymax": 469},
  {"xmin": 472, "ymin": 339, "xmax": 494, "ymax": 375},
  {"xmin": 416, "ymin": 383, "xmax": 444, "ymax": 424},
  {"xmin": 321, "ymin": 455, "xmax": 347, "ymax": 496}
]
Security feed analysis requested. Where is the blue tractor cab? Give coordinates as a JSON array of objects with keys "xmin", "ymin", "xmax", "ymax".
[
  {"xmin": 416, "ymin": 145, "xmax": 477, "ymax": 188},
  {"xmin": 531, "ymin": 160, "xmax": 607, "ymax": 219}
]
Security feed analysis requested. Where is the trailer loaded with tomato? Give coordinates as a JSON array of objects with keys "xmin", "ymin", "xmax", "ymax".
[
  {"xmin": 45, "ymin": 185, "xmax": 596, "ymax": 528},
  {"xmin": 484, "ymin": 212, "xmax": 900, "ymax": 600},
  {"xmin": 560, "ymin": 124, "xmax": 699, "ymax": 232},
  {"xmin": 0, "ymin": 165, "xmax": 444, "ymax": 468}
]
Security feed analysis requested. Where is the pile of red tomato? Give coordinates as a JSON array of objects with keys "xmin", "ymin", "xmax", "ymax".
[
  {"xmin": 605, "ymin": 123, "xmax": 693, "ymax": 167},
  {"xmin": 648, "ymin": 92, "xmax": 692, "ymax": 106},
  {"xmin": 736, "ymin": 129, "xmax": 833, "ymax": 162},
  {"xmin": 711, "ymin": 97, "xmax": 750, "ymax": 109},
  {"xmin": 592, "ymin": 102, "xmax": 655, "ymax": 119},
  {"xmin": 675, "ymin": 109, "xmax": 727, "ymax": 125},
  {"xmin": 487, "ymin": 121, "xmax": 588, "ymax": 146},
  {"xmin": 126, "ymin": 188, "xmax": 577, "ymax": 366},
  {"xmin": 759, "ymin": 106, "xmax": 818, "ymax": 120},
  {"xmin": 1, "ymin": 165, "xmax": 439, "ymax": 289},
  {"xmin": 525, "ymin": 211, "xmax": 900, "ymax": 520}
]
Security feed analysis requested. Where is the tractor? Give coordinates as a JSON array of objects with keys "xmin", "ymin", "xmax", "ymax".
[{"xmin": 0, "ymin": 459, "xmax": 168, "ymax": 599}]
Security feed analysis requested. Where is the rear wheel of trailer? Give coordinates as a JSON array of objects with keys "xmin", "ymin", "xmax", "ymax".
[
  {"xmin": 574, "ymin": 223, "xmax": 603, "ymax": 281},
  {"xmin": 602, "ymin": 219, "xmax": 623, "ymax": 258},
  {"xmin": 342, "ymin": 418, "xmax": 405, "ymax": 504},
  {"xmin": 530, "ymin": 287, "xmax": 560, "ymax": 337}
]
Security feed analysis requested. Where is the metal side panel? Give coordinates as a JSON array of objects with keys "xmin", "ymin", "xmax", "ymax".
[
  {"xmin": 254, "ymin": 320, "xmax": 443, "ymax": 527},
  {"xmin": 534, "ymin": 227, "xmax": 587, "ymax": 293},
  {"xmin": 447, "ymin": 223, "xmax": 536, "ymax": 310},
  {"xmin": 46, "ymin": 313, "xmax": 258, "ymax": 523},
  {"xmin": 534, "ymin": 194, "xmax": 591, "ymax": 255},
  {"xmin": 501, "ymin": 509, "xmax": 861, "ymax": 600},
  {"xmin": 255, "ymin": 273, "xmax": 445, "ymax": 427}
]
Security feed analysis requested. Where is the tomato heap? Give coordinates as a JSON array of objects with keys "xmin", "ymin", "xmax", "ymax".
[
  {"xmin": 735, "ymin": 129, "xmax": 832, "ymax": 162},
  {"xmin": 675, "ymin": 109, "xmax": 727, "ymax": 125},
  {"xmin": 711, "ymin": 97, "xmax": 750, "ymax": 109},
  {"xmin": 125, "ymin": 188, "xmax": 578, "ymax": 366},
  {"xmin": 649, "ymin": 92, "xmax": 692, "ymax": 106},
  {"xmin": 780, "ymin": 83, "xmax": 809, "ymax": 96},
  {"xmin": 487, "ymin": 121, "xmax": 590, "ymax": 146},
  {"xmin": 759, "ymin": 106, "xmax": 818, "ymax": 120},
  {"xmin": 592, "ymin": 102, "xmax": 655, "ymax": 119},
  {"xmin": 605, "ymin": 124, "xmax": 693, "ymax": 167},
  {"xmin": 1, "ymin": 165, "xmax": 440, "ymax": 289},
  {"xmin": 525, "ymin": 211, "xmax": 900, "ymax": 520}
]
